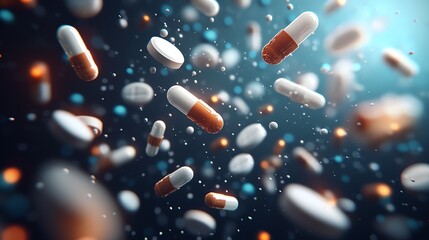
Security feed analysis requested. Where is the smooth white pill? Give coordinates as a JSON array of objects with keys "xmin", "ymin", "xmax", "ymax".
[
  {"xmin": 228, "ymin": 153, "xmax": 254, "ymax": 175},
  {"xmin": 274, "ymin": 78, "xmax": 326, "ymax": 109},
  {"xmin": 183, "ymin": 210, "xmax": 216, "ymax": 236},
  {"xmin": 147, "ymin": 37, "xmax": 184, "ymax": 69},
  {"xmin": 191, "ymin": 0, "xmax": 219, "ymax": 17},
  {"xmin": 401, "ymin": 163, "xmax": 429, "ymax": 193},
  {"xmin": 118, "ymin": 190, "xmax": 140, "ymax": 212},
  {"xmin": 236, "ymin": 123, "xmax": 267, "ymax": 150},
  {"xmin": 121, "ymin": 82, "xmax": 154, "ymax": 106},
  {"xmin": 190, "ymin": 44, "xmax": 219, "ymax": 68},
  {"xmin": 292, "ymin": 147, "xmax": 323, "ymax": 175}
]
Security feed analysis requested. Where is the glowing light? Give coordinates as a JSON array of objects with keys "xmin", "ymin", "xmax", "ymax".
[
  {"xmin": 376, "ymin": 183, "xmax": 392, "ymax": 198},
  {"xmin": 211, "ymin": 95, "xmax": 219, "ymax": 103},
  {"xmin": 3, "ymin": 167, "xmax": 21, "ymax": 184},
  {"xmin": 260, "ymin": 160, "xmax": 270, "ymax": 170},
  {"xmin": 335, "ymin": 127, "xmax": 347, "ymax": 138},
  {"xmin": 257, "ymin": 231, "xmax": 271, "ymax": 240},
  {"xmin": 142, "ymin": 14, "xmax": 150, "ymax": 23},
  {"xmin": 220, "ymin": 138, "xmax": 228, "ymax": 147}
]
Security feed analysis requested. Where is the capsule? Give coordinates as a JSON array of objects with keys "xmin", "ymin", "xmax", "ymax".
[
  {"xmin": 247, "ymin": 21, "xmax": 262, "ymax": 51},
  {"xmin": 96, "ymin": 146, "xmax": 136, "ymax": 172},
  {"xmin": 292, "ymin": 147, "xmax": 323, "ymax": 175},
  {"xmin": 383, "ymin": 48, "xmax": 419, "ymax": 77},
  {"xmin": 324, "ymin": 0, "xmax": 347, "ymax": 14},
  {"xmin": 29, "ymin": 61, "xmax": 51, "ymax": 104},
  {"xmin": 262, "ymin": 12, "xmax": 318, "ymax": 64},
  {"xmin": 57, "ymin": 25, "xmax": 98, "ymax": 81},
  {"xmin": 204, "ymin": 192, "xmax": 238, "ymax": 211},
  {"xmin": 274, "ymin": 78, "xmax": 326, "ymax": 109},
  {"xmin": 325, "ymin": 24, "xmax": 367, "ymax": 56},
  {"xmin": 77, "ymin": 115, "xmax": 103, "ymax": 136},
  {"xmin": 146, "ymin": 120, "xmax": 166, "ymax": 157},
  {"xmin": 154, "ymin": 166, "xmax": 194, "ymax": 197},
  {"xmin": 167, "ymin": 86, "xmax": 224, "ymax": 134}
]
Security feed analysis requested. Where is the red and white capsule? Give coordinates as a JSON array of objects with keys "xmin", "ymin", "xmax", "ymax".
[
  {"xmin": 146, "ymin": 120, "xmax": 166, "ymax": 157},
  {"xmin": 167, "ymin": 86, "xmax": 224, "ymax": 134},
  {"xmin": 154, "ymin": 166, "xmax": 194, "ymax": 197},
  {"xmin": 205, "ymin": 192, "xmax": 238, "ymax": 211},
  {"xmin": 57, "ymin": 25, "xmax": 99, "ymax": 81}
]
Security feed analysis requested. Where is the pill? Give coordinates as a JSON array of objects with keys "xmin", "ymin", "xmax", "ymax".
[
  {"xmin": 324, "ymin": 0, "xmax": 347, "ymax": 14},
  {"xmin": 191, "ymin": 0, "xmax": 219, "ymax": 17},
  {"xmin": 292, "ymin": 147, "xmax": 323, "ymax": 175},
  {"xmin": 279, "ymin": 184, "xmax": 350, "ymax": 238},
  {"xmin": 272, "ymin": 139, "xmax": 286, "ymax": 155},
  {"xmin": 383, "ymin": 48, "xmax": 419, "ymax": 77},
  {"xmin": 296, "ymin": 72, "xmax": 319, "ymax": 91},
  {"xmin": 361, "ymin": 183, "xmax": 392, "ymax": 200},
  {"xmin": 205, "ymin": 192, "xmax": 238, "ymax": 211},
  {"xmin": 48, "ymin": 110, "xmax": 94, "ymax": 149},
  {"xmin": 274, "ymin": 78, "xmax": 326, "ymax": 109},
  {"xmin": 118, "ymin": 190, "xmax": 140, "ymax": 212},
  {"xmin": 228, "ymin": 153, "xmax": 254, "ymax": 175},
  {"xmin": 337, "ymin": 198, "xmax": 356, "ymax": 213},
  {"xmin": 145, "ymin": 120, "xmax": 166, "ymax": 157},
  {"xmin": 247, "ymin": 21, "xmax": 262, "ymax": 51},
  {"xmin": 234, "ymin": 0, "xmax": 251, "ymax": 8},
  {"xmin": 265, "ymin": 14, "xmax": 273, "ymax": 22},
  {"xmin": 244, "ymin": 81, "xmax": 265, "ymax": 100},
  {"xmin": 77, "ymin": 115, "xmax": 103, "ymax": 136},
  {"xmin": 160, "ymin": 139, "xmax": 171, "ymax": 152},
  {"xmin": 262, "ymin": 172, "xmax": 277, "ymax": 194},
  {"xmin": 65, "ymin": 0, "xmax": 103, "ymax": 19},
  {"xmin": 262, "ymin": 11, "xmax": 318, "ymax": 64},
  {"xmin": 221, "ymin": 47, "xmax": 241, "ymax": 69},
  {"xmin": 326, "ymin": 58, "xmax": 356, "ymax": 107},
  {"xmin": 154, "ymin": 166, "xmax": 194, "ymax": 197},
  {"xmin": 167, "ymin": 85, "xmax": 224, "ymax": 134},
  {"xmin": 97, "ymin": 146, "xmax": 136, "ymax": 172},
  {"xmin": 183, "ymin": 210, "xmax": 216, "ymax": 236},
  {"xmin": 191, "ymin": 43, "xmax": 219, "ymax": 68},
  {"xmin": 236, "ymin": 123, "xmax": 267, "ymax": 150},
  {"xmin": 375, "ymin": 215, "xmax": 412, "ymax": 240},
  {"xmin": 320, "ymin": 128, "xmax": 329, "ymax": 135},
  {"xmin": 121, "ymin": 82, "xmax": 154, "ymax": 106},
  {"xmin": 57, "ymin": 25, "xmax": 99, "ymax": 81},
  {"xmin": 186, "ymin": 126, "xmax": 195, "ymax": 134},
  {"xmin": 181, "ymin": 5, "xmax": 200, "ymax": 22},
  {"xmin": 210, "ymin": 137, "xmax": 229, "ymax": 151},
  {"xmin": 29, "ymin": 61, "xmax": 51, "ymax": 104},
  {"xmin": 401, "ymin": 163, "xmax": 429, "ymax": 193},
  {"xmin": 231, "ymin": 97, "xmax": 250, "ymax": 115},
  {"xmin": 325, "ymin": 24, "xmax": 367, "ymax": 56},
  {"xmin": 147, "ymin": 37, "xmax": 184, "ymax": 69}
]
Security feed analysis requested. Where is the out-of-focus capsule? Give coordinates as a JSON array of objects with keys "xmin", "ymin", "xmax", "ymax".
[
  {"xmin": 247, "ymin": 21, "xmax": 262, "ymax": 51},
  {"xmin": 382, "ymin": 48, "xmax": 419, "ymax": 77},
  {"xmin": 91, "ymin": 143, "xmax": 110, "ymax": 157},
  {"xmin": 147, "ymin": 37, "xmax": 184, "ymax": 69},
  {"xmin": 210, "ymin": 90, "xmax": 230, "ymax": 104},
  {"xmin": 325, "ymin": 24, "xmax": 367, "ymax": 56},
  {"xmin": 234, "ymin": 0, "xmax": 251, "ymax": 8},
  {"xmin": 278, "ymin": 184, "xmax": 350, "ymax": 238},
  {"xmin": 221, "ymin": 47, "xmax": 241, "ymax": 69},
  {"xmin": 121, "ymin": 82, "xmax": 154, "ymax": 106},
  {"xmin": 183, "ymin": 210, "xmax": 216, "ymax": 236},
  {"xmin": 324, "ymin": 0, "xmax": 347, "ymax": 14},
  {"xmin": 77, "ymin": 115, "xmax": 103, "ymax": 136},
  {"xmin": 210, "ymin": 137, "xmax": 229, "ymax": 151},
  {"xmin": 296, "ymin": 72, "xmax": 319, "ymax": 91},
  {"xmin": 401, "ymin": 163, "xmax": 429, "ymax": 193},
  {"xmin": 274, "ymin": 78, "xmax": 326, "ymax": 109},
  {"xmin": 257, "ymin": 104, "xmax": 274, "ymax": 115},
  {"xmin": 167, "ymin": 85, "xmax": 224, "ymax": 134},
  {"xmin": 292, "ymin": 147, "xmax": 323, "ymax": 175},
  {"xmin": 236, "ymin": 123, "xmax": 267, "ymax": 150},
  {"xmin": 326, "ymin": 59, "xmax": 357, "ymax": 109},
  {"xmin": 262, "ymin": 12, "xmax": 318, "ymax": 64},
  {"xmin": 57, "ymin": 25, "xmax": 98, "ymax": 81},
  {"xmin": 261, "ymin": 171, "xmax": 277, "ymax": 194},
  {"xmin": 191, "ymin": 44, "xmax": 219, "ymax": 68},
  {"xmin": 29, "ymin": 61, "xmax": 51, "ymax": 104},
  {"xmin": 231, "ymin": 97, "xmax": 250, "ymax": 115},
  {"xmin": 97, "ymin": 146, "xmax": 136, "ymax": 172},
  {"xmin": 205, "ymin": 192, "xmax": 238, "ymax": 211},
  {"xmin": 362, "ymin": 183, "xmax": 392, "ymax": 200},
  {"xmin": 191, "ymin": 0, "xmax": 219, "ymax": 17},
  {"xmin": 146, "ymin": 120, "xmax": 166, "ymax": 157},
  {"xmin": 65, "ymin": 0, "xmax": 103, "ymax": 19},
  {"xmin": 117, "ymin": 190, "xmax": 140, "ymax": 212},
  {"xmin": 228, "ymin": 153, "xmax": 254, "ymax": 175},
  {"xmin": 154, "ymin": 166, "xmax": 194, "ymax": 197},
  {"xmin": 272, "ymin": 139, "xmax": 286, "ymax": 155}
]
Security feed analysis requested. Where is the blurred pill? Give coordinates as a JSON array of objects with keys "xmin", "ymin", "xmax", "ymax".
[
  {"xmin": 262, "ymin": 171, "xmax": 277, "ymax": 194},
  {"xmin": 324, "ymin": 0, "xmax": 346, "ymax": 14},
  {"xmin": 337, "ymin": 198, "xmax": 356, "ymax": 213},
  {"xmin": 236, "ymin": 123, "xmax": 267, "ymax": 150},
  {"xmin": 401, "ymin": 163, "xmax": 429, "ymax": 193},
  {"xmin": 375, "ymin": 215, "xmax": 413, "ymax": 240},
  {"xmin": 325, "ymin": 24, "xmax": 367, "ymax": 56},
  {"xmin": 234, "ymin": 0, "xmax": 251, "ymax": 8},
  {"xmin": 296, "ymin": 72, "xmax": 319, "ymax": 91},
  {"xmin": 97, "ymin": 146, "xmax": 136, "ymax": 171},
  {"xmin": 181, "ymin": 5, "xmax": 199, "ymax": 22},
  {"xmin": 154, "ymin": 166, "xmax": 194, "ymax": 197},
  {"xmin": 57, "ymin": 25, "xmax": 98, "ymax": 81},
  {"xmin": 244, "ymin": 81, "xmax": 265, "ymax": 100},
  {"xmin": 65, "ymin": 0, "xmax": 103, "ymax": 19},
  {"xmin": 221, "ymin": 47, "xmax": 241, "ymax": 69},
  {"xmin": 326, "ymin": 58, "xmax": 356, "ymax": 108},
  {"xmin": 160, "ymin": 139, "xmax": 171, "ymax": 152},
  {"xmin": 361, "ymin": 183, "xmax": 392, "ymax": 200},
  {"xmin": 147, "ymin": 37, "xmax": 184, "ymax": 69},
  {"xmin": 190, "ymin": 44, "xmax": 219, "ymax": 68},
  {"xmin": 210, "ymin": 137, "xmax": 229, "ymax": 151},
  {"xmin": 262, "ymin": 12, "xmax": 318, "ymax": 64},
  {"xmin": 183, "ymin": 210, "xmax": 216, "ymax": 236},
  {"xmin": 383, "ymin": 48, "xmax": 419, "ymax": 77},
  {"xmin": 146, "ymin": 120, "xmax": 166, "ymax": 157},
  {"xmin": 29, "ymin": 61, "xmax": 51, "ymax": 104},
  {"xmin": 247, "ymin": 21, "xmax": 262, "ymax": 51},
  {"xmin": 231, "ymin": 97, "xmax": 250, "ymax": 115},
  {"xmin": 186, "ymin": 126, "xmax": 195, "ymax": 134},
  {"xmin": 268, "ymin": 121, "xmax": 278, "ymax": 130},
  {"xmin": 205, "ymin": 192, "xmax": 238, "ymax": 211},
  {"xmin": 77, "ymin": 115, "xmax": 103, "ymax": 136},
  {"xmin": 279, "ymin": 184, "xmax": 350, "ymax": 238},
  {"xmin": 228, "ymin": 153, "xmax": 254, "ymax": 175},
  {"xmin": 191, "ymin": 0, "xmax": 219, "ymax": 17},
  {"xmin": 292, "ymin": 147, "xmax": 323, "ymax": 175},
  {"xmin": 118, "ymin": 190, "xmax": 140, "ymax": 212},
  {"xmin": 121, "ymin": 82, "xmax": 154, "ymax": 106},
  {"xmin": 274, "ymin": 78, "xmax": 326, "ymax": 109}
]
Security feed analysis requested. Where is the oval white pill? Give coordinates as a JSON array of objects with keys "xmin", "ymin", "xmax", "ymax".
[
  {"xmin": 228, "ymin": 153, "xmax": 254, "ymax": 175},
  {"xmin": 121, "ymin": 82, "xmax": 154, "ymax": 106},
  {"xmin": 236, "ymin": 123, "xmax": 267, "ymax": 150},
  {"xmin": 118, "ymin": 190, "xmax": 140, "ymax": 212},
  {"xmin": 401, "ymin": 163, "xmax": 429, "ymax": 193},
  {"xmin": 183, "ymin": 210, "xmax": 216, "ymax": 236},
  {"xmin": 147, "ymin": 37, "xmax": 184, "ymax": 69}
]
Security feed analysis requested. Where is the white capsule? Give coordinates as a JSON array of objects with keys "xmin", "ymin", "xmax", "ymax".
[
  {"xmin": 279, "ymin": 184, "xmax": 350, "ymax": 238},
  {"xmin": 231, "ymin": 97, "xmax": 250, "ymax": 115},
  {"xmin": 236, "ymin": 123, "xmax": 267, "ymax": 150},
  {"xmin": 186, "ymin": 126, "xmax": 195, "ymax": 134},
  {"xmin": 246, "ymin": 21, "xmax": 262, "ymax": 51},
  {"xmin": 292, "ymin": 147, "xmax": 323, "ymax": 174},
  {"xmin": 154, "ymin": 166, "xmax": 194, "ymax": 197},
  {"xmin": 324, "ymin": 0, "xmax": 347, "ymax": 14},
  {"xmin": 296, "ymin": 72, "xmax": 319, "ymax": 91},
  {"xmin": 327, "ymin": 58, "xmax": 356, "ymax": 107},
  {"xmin": 49, "ymin": 110, "xmax": 94, "ymax": 149},
  {"xmin": 191, "ymin": 0, "xmax": 219, "ymax": 17},
  {"xmin": 383, "ymin": 48, "xmax": 419, "ymax": 77},
  {"xmin": 221, "ymin": 47, "xmax": 241, "ymax": 69},
  {"xmin": 30, "ymin": 61, "xmax": 51, "ymax": 105},
  {"xmin": 121, "ymin": 82, "xmax": 154, "ymax": 106},
  {"xmin": 147, "ymin": 37, "xmax": 184, "ymax": 69},
  {"xmin": 325, "ymin": 24, "xmax": 367, "ymax": 56},
  {"xmin": 401, "ymin": 163, "xmax": 429, "ymax": 193},
  {"xmin": 205, "ymin": 192, "xmax": 239, "ymax": 211},
  {"xmin": 183, "ymin": 210, "xmax": 216, "ymax": 236},
  {"xmin": 274, "ymin": 78, "xmax": 326, "ymax": 109},
  {"xmin": 104, "ymin": 146, "xmax": 136, "ymax": 169},
  {"xmin": 77, "ymin": 115, "xmax": 103, "ymax": 136},
  {"xmin": 262, "ymin": 171, "xmax": 277, "ymax": 194},
  {"xmin": 65, "ymin": 0, "xmax": 103, "ymax": 19},
  {"xmin": 146, "ymin": 120, "xmax": 166, "ymax": 157},
  {"xmin": 190, "ymin": 44, "xmax": 219, "ymax": 68},
  {"xmin": 228, "ymin": 153, "xmax": 254, "ymax": 175},
  {"xmin": 160, "ymin": 139, "xmax": 171, "ymax": 152},
  {"xmin": 118, "ymin": 190, "xmax": 140, "ymax": 212}
]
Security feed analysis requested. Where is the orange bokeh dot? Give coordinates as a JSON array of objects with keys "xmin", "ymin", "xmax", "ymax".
[
  {"xmin": 3, "ymin": 167, "xmax": 21, "ymax": 184},
  {"xmin": 1, "ymin": 225, "xmax": 28, "ymax": 240},
  {"xmin": 257, "ymin": 231, "xmax": 271, "ymax": 240}
]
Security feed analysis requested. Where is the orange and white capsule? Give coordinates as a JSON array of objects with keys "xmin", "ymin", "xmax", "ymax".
[
  {"xmin": 146, "ymin": 120, "xmax": 166, "ymax": 157},
  {"xmin": 167, "ymin": 86, "xmax": 224, "ymax": 134},
  {"xmin": 204, "ymin": 192, "xmax": 238, "ymax": 211},
  {"xmin": 383, "ymin": 48, "xmax": 419, "ymax": 77},
  {"xmin": 29, "ymin": 61, "xmax": 51, "ymax": 104},
  {"xmin": 262, "ymin": 12, "xmax": 318, "ymax": 64},
  {"xmin": 57, "ymin": 25, "xmax": 98, "ymax": 81},
  {"xmin": 154, "ymin": 166, "xmax": 194, "ymax": 197},
  {"xmin": 247, "ymin": 21, "xmax": 262, "ymax": 51}
]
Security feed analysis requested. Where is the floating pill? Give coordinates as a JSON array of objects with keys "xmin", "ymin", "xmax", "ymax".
[
  {"xmin": 160, "ymin": 139, "xmax": 171, "ymax": 152},
  {"xmin": 183, "ymin": 210, "xmax": 216, "ymax": 236},
  {"xmin": 167, "ymin": 85, "xmax": 223, "ymax": 134},
  {"xmin": 382, "ymin": 48, "xmax": 419, "ymax": 77},
  {"xmin": 326, "ymin": 58, "xmax": 357, "ymax": 108},
  {"xmin": 57, "ymin": 25, "xmax": 99, "ymax": 81},
  {"xmin": 292, "ymin": 147, "xmax": 323, "ymax": 175},
  {"xmin": 262, "ymin": 11, "xmax": 318, "ymax": 64},
  {"xmin": 181, "ymin": 5, "xmax": 199, "ymax": 22},
  {"xmin": 154, "ymin": 166, "xmax": 194, "ymax": 197},
  {"xmin": 97, "ymin": 146, "xmax": 136, "ymax": 171},
  {"xmin": 361, "ymin": 183, "xmax": 392, "ymax": 200},
  {"xmin": 190, "ymin": 43, "xmax": 219, "ymax": 68},
  {"xmin": 231, "ymin": 97, "xmax": 250, "ymax": 115},
  {"xmin": 244, "ymin": 81, "xmax": 265, "ymax": 100},
  {"xmin": 221, "ymin": 47, "xmax": 241, "ymax": 69},
  {"xmin": 234, "ymin": 0, "xmax": 251, "ymax": 8},
  {"xmin": 262, "ymin": 171, "xmax": 277, "ymax": 194},
  {"xmin": 77, "ymin": 115, "xmax": 103, "ymax": 136},
  {"xmin": 159, "ymin": 28, "xmax": 168, "ymax": 38},
  {"xmin": 375, "ymin": 215, "xmax": 412, "ymax": 240},
  {"xmin": 228, "ymin": 153, "xmax": 254, "ymax": 175},
  {"xmin": 121, "ymin": 82, "xmax": 154, "ymax": 106},
  {"xmin": 325, "ymin": 24, "xmax": 367, "ymax": 56},
  {"xmin": 118, "ymin": 190, "xmax": 140, "ymax": 212},
  {"xmin": 48, "ymin": 110, "xmax": 94, "ymax": 149},
  {"xmin": 205, "ymin": 192, "xmax": 238, "ymax": 211},
  {"xmin": 236, "ymin": 123, "xmax": 267, "ymax": 150},
  {"xmin": 265, "ymin": 14, "xmax": 273, "ymax": 22},
  {"xmin": 29, "ymin": 61, "xmax": 51, "ymax": 104},
  {"xmin": 274, "ymin": 78, "xmax": 326, "ymax": 109},
  {"xmin": 146, "ymin": 120, "xmax": 166, "ymax": 157},
  {"xmin": 147, "ymin": 36, "xmax": 184, "ymax": 69},
  {"xmin": 401, "ymin": 163, "xmax": 429, "ymax": 193},
  {"xmin": 210, "ymin": 137, "xmax": 229, "ymax": 151},
  {"xmin": 279, "ymin": 184, "xmax": 350, "ymax": 238},
  {"xmin": 296, "ymin": 72, "xmax": 319, "ymax": 91},
  {"xmin": 324, "ymin": 0, "xmax": 346, "ymax": 14},
  {"xmin": 191, "ymin": 0, "xmax": 219, "ymax": 17},
  {"xmin": 247, "ymin": 21, "xmax": 262, "ymax": 51},
  {"xmin": 65, "ymin": 0, "xmax": 103, "ymax": 19},
  {"xmin": 337, "ymin": 198, "xmax": 356, "ymax": 213}
]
